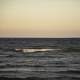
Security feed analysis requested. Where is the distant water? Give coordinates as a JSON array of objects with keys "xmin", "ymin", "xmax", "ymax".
[{"xmin": 0, "ymin": 38, "xmax": 80, "ymax": 80}]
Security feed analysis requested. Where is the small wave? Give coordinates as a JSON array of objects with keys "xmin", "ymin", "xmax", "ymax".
[
  {"xmin": 58, "ymin": 70, "xmax": 80, "ymax": 74},
  {"xmin": 1, "ymin": 47, "xmax": 61, "ymax": 53},
  {"xmin": 0, "ymin": 77, "xmax": 48, "ymax": 80},
  {"xmin": 0, "ymin": 76, "xmax": 80, "ymax": 80},
  {"xmin": 62, "ymin": 47, "xmax": 80, "ymax": 52},
  {"xmin": 23, "ymin": 49, "xmax": 52, "ymax": 53},
  {"xmin": 0, "ymin": 67, "xmax": 68, "ymax": 72},
  {"xmin": 0, "ymin": 55, "xmax": 9, "ymax": 57},
  {"xmin": 16, "ymin": 48, "xmax": 60, "ymax": 53}
]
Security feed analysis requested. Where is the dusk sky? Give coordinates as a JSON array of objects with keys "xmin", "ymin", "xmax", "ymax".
[{"xmin": 0, "ymin": 0, "xmax": 80, "ymax": 37}]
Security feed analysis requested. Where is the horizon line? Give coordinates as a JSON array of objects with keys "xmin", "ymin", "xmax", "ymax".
[{"xmin": 0, "ymin": 36, "xmax": 80, "ymax": 39}]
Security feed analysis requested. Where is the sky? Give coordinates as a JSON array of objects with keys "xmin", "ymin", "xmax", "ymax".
[{"xmin": 0, "ymin": 0, "xmax": 80, "ymax": 38}]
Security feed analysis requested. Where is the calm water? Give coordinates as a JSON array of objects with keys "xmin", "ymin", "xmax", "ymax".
[{"xmin": 0, "ymin": 38, "xmax": 80, "ymax": 80}]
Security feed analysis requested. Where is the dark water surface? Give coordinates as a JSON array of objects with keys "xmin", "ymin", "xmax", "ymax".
[{"xmin": 0, "ymin": 38, "xmax": 80, "ymax": 80}]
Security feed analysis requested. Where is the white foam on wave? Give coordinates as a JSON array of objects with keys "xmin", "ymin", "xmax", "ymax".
[
  {"xmin": 15, "ymin": 48, "xmax": 61, "ymax": 53},
  {"xmin": 23, "ymin": 49, "xmax": 54, "ymax": 53}
]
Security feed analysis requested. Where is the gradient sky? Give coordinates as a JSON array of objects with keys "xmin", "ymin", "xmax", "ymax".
[{"xmin": 0, "ymin": 0, "xmax": 80, "ymax": 37}]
